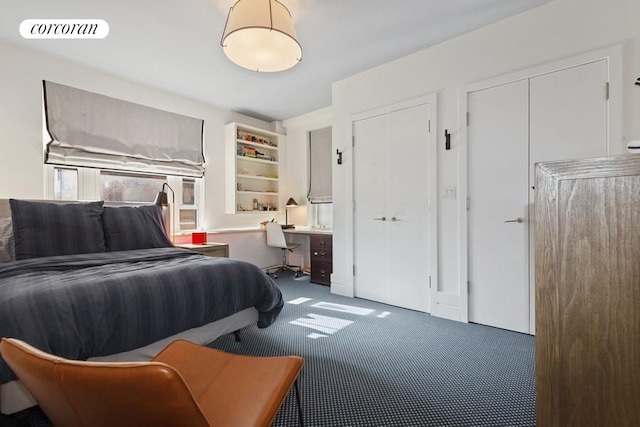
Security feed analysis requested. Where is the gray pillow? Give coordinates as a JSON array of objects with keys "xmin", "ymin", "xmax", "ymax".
[
  {"xmin": 102, "ymin": 205, "xmax": 172, "ymax": 252},
  {"xmin": 10, "ymin": 200, "xmax": 106, "ymax": 260},
  {"xmin": 0, "ymin": 217, "xmax": 15, "ymax": 263}
]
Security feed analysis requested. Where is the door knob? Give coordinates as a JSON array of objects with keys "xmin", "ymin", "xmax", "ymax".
[
  {"xmin": 391, "ymin": 217, "xmax": 401, "ymax": 222},
  {"xmin": 373, "ymin": 217, "xmax": 386, "ymax": 221},
  {"xmin": 504, "ymin": 217, "xmax": 524, "ymax": 223}
]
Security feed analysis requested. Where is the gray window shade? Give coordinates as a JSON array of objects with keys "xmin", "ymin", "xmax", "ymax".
[
  {"xmin": 307, "ymin": 127, "xmax": 332, "ymax": 203},
  {"xmin": 44, "ymin": 81, "xmax": 205, "ymax": 177}
]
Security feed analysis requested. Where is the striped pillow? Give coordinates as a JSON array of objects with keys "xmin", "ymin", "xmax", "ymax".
[
  {"xmin": 0, "ymin": 217, "xmax": 15, "ymax": 263},
  {"xmin": 10, "ymin": 200, "xmax": 106, "ymax": 260},
  {"xmin": 102, "ymin": 205, "xmax": 172, "ymax": 252}
]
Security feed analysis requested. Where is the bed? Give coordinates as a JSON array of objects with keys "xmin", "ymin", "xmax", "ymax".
[{"xmin": 0, "ymin": 199, "xmax": 283, "ymax": 414}]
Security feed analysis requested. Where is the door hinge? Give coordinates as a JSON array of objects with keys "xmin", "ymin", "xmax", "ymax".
[
  {"xmin": 467, "ymin": 280, "xmax": 470, "ymax": 294},
  {"xmin": 429, "ymin": 275, "xmax": 432, "ymax": 289},
  {"xmin": 428, "ymin": 120, "xmax": 431, "ymax": 133},
  {"xmin": 605, "ymin": 82, "xmax": 610, "ymax": 101},
  {"xmin": 466, "ymin": 111, "xmax": 470, "ymax": 126},
  {"xmin": 466, "ymin": 196, "xmax": 470, "ymax": 211},
  {"xmin": 352, "ymin": 200, "xmax": 355, "ymax": 212},
  {"xmin": 353, "ymin": 265, "xmax": 356, "ymax": 276},
  {"xmin": 352, "ymin": 135, "xmax": 355, "ymax": 147}
]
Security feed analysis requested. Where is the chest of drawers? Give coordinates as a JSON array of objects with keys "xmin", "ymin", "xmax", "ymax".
[{"xmin": 310, "ymin": 235, "xmax": 332, "ymax": 286}]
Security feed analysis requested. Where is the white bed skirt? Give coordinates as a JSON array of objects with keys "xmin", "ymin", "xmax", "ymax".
[{"xmin": 0, "ymin": 307, "xmax": 259, "ymax": 414}]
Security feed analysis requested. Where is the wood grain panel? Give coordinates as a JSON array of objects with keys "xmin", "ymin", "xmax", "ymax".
[{"xmin": 535, "ymin": 156, "xmax": 640, "ymax": 426}]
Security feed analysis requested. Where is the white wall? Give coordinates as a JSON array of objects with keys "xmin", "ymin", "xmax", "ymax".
[
  {"xmin": 329, "ymin": 0, "xmax": 640, "ymax": 317},
  {"xmin": 0, "ymin": 41, "xmax": 282, "ymax": 265}
]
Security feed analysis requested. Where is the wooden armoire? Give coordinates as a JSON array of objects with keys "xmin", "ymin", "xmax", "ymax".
[{"xmin": 535, "ymin": 155, "xmax": 640, "ymax": 426}]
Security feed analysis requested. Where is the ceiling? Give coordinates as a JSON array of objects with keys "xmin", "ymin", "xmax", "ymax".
[{"xmin": 0, "ymin": 0, "xmax": 551, "ymax": 122}]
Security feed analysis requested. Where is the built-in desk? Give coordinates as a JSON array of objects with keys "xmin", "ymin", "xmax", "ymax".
[{"xmin": 283, "ymin": 228, "xmax": 332, "ymax": 286}]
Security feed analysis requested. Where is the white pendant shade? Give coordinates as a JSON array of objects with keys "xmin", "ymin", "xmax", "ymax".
[{"xmin": 221, "ymin": 0, "xmax": 302, "ymax": 72}]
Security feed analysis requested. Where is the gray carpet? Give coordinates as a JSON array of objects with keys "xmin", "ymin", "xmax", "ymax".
[
  {"xmin": 209, "ymin": 272, "xmax": 535, "ymax": 426},
  {"xmin": 0, "ymin": 272, "xmax": 535, "ymax": 426}
]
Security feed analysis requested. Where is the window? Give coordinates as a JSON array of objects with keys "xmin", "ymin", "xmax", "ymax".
[
  {"xmin": 179, "ymin": 178, "xmax": 199, "ymax": 231},
  {"xmin": 47, "ymin": 166, "xmax": 202, "ymax": 233},
  {"xmin": 100, "ymin": 172, "xmax": 166, "ymax": 204},
  {"xmin": 307, "ymin": 127, "xmax": 332, "ymax": 203},
  {"xmin": 182, "ymin": 178, "xmax": 195, "ymax": 205},
  {"xmin": 317, "ymin": 203, "xmax": 333, "ymax": 227},
  {"xmin": 53, "ymin": 167, "xmax": 78, "ymax": 200},
  {"xmin": 307, "ymin": 127, "xmax": 333, "ymax": 228}
]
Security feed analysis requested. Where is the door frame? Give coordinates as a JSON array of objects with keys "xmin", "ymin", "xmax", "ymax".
[
  {"xmin": 458, "ymin": 45, "xmax": 623, "ymax": 329},
  {"xmin": 349, "ymin": 93, "xmax": 438, "ymax": 312}
]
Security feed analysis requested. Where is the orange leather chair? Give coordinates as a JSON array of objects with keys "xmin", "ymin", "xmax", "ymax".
[{"xmin": 0, "ymin": 338, "xmax": 304, "ymax": 427}]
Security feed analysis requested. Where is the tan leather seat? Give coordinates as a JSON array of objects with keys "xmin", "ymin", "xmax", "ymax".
[{"xmin": 0, "ymin": 338, "xmax": 303, "ymax": 427}]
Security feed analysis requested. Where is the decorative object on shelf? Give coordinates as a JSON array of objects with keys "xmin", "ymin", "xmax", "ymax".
[
  {"xmin": 220, "ymin": 0, "xmax": 303, "ymax": 73},
  {"xmin": 445, "ymin": 129, "xmax": 451, "ymax": 150},
  {"xmin": 336, "ymin": 149, "xmax": 343, "ymax": 165},
  {"xmin": 154, "ymin": 183, "xmax": 175, "ymax": 244},
  {"xmin": 285, "ymin": 197, "xmax": 298, "ymax": 225}
]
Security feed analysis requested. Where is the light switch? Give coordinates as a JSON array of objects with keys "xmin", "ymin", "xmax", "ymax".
[{"xmin": 443, "ymin": 187, "xmax": 457, "ymax": 200}]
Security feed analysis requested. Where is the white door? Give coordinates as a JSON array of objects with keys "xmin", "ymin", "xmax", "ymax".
[
  {"xmin": 468, "ymin": 79, "xmax": 530, "ymax": 333},
  {"xmin": 353, "ymin": 113, "xmax": 390, "ymax": 304},
  {"xmin": 468, "ymin": 60, "xmax": 609, "ymax": 333},
  {"xmin": 353, "ymin": 102, "xmax": 432, "ymax": 312},
  {"xmin": 527, "ymin": 59, "xmax": 609, "ymax": 332}
]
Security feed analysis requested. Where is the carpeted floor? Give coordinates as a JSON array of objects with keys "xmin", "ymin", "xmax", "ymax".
[
  {"xmin": 209, "ymin": 272, "xmax": 535, "ymax": 427},
  {"xmin": 0, "ymin": 272, "xmax": 535, "ymax": 426}
]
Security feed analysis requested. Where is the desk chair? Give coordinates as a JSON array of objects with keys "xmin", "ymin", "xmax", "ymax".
[
  {"xmin": 0, "ymin": 338, "xmax": 304, "ymax": 427},
  {"xmin": 265, "ymin": 222, "xmax": 302, "ymax": 278}
]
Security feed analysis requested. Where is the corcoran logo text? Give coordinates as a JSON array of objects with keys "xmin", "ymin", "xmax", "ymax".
[{"xmin": 19, "ymin": 19, "xmax": 109, "ymax": 39}]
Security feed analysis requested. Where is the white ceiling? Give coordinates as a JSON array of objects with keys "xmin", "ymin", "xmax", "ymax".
[{"xmin": 0, "ymin": 0, "xmax": 550, "ymax": 122}]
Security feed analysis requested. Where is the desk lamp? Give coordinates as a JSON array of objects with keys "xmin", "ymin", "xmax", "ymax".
[
  {"xmin": 285, "ymin": 197, "xmax": 298, "ymax": 226},
  {"xmin": 154, "ymin": 182, "xmax": 175, "ymax": 244}
]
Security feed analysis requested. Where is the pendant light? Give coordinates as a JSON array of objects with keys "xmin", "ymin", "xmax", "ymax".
[{"xmin": 221, "ymin": 0, "xmax": 302, "ymax": 72}]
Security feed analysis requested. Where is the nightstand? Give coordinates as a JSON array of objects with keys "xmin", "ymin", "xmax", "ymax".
[{"xmin": 178, "ymin": 242, "xmax": 229, "ymax": 258}]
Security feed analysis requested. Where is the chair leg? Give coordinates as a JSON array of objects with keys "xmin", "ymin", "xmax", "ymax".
[{"xmin": 294, "ymin": 379, "xmax": 303, "ymax": 427}]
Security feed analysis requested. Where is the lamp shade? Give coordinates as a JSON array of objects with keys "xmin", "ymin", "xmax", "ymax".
[
  {"xmin": 286, "ymin": 197, "xmax": 298, "ymax": 207},
  {"xmin": 154, "ymin": 191, "xmax": 169, "ymax": 206},
  {"xmin": 221, "ymin": 0, "xmax": 302, "ymax": 72}
]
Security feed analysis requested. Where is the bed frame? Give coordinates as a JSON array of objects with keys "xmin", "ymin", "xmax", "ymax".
[{"xmin": 0, "ymin": 199, "xmax": 259, "ymax": 414}]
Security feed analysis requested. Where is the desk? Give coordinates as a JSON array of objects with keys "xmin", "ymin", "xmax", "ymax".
[{"xmin": 283, "ymin": 228, "xmax": 332, "ymax": 286}]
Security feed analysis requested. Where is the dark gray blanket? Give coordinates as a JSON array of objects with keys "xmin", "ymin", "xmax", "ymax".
[{"xmin": 0, "ymin": 247, "xmax": 283, "ymax": 384}]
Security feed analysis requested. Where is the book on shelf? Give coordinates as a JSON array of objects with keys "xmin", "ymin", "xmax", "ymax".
[{"xmin": 243, "ymin": 147, "xmax": 257, "ymax": 158}]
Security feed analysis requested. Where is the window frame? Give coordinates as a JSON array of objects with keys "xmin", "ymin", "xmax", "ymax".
[{"xmin": 45, "ymin": 165, "xmax": 203, "ymax": 234}]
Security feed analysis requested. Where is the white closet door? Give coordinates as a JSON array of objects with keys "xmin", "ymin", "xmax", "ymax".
[
  {"xmin": 527, "ymin": 59, "xmax": 609, "ymax": 332},
  {"xmin": 353, "ymin": 102, "xmax": 432, "ymax": 312},
  {"xmin": 468, "ymin": 79, "xmax": 531, "ymax": 333},
  {"xmin": 529, "ymin": 59, "xmax": 608, "ymax": 171},
  {"xmin": 468, "ymin": 59, "xmax": 610, "ymax": 334},
  {"xmin": 387, "ymin": 104, "xmax": 431, "ymax": 311},
  {"xmin": 353, "ymin": 114, "xmax": 391, "ymax": 304}
]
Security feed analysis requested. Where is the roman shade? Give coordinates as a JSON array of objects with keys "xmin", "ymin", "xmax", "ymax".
[
  {"xmin": 44, "ymin": 81, "xmax": 205, "ymax": 177},
  {"xmin": 307, "ymin": 127, "xmax": 332, "ymax": 203}
]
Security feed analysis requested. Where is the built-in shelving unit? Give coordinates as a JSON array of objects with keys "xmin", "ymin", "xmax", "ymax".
[{"xmin": 225, "ymin": 122, "xmax": 284, "ymax": 214}]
